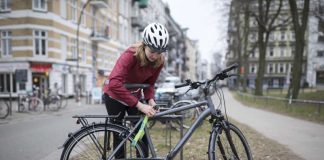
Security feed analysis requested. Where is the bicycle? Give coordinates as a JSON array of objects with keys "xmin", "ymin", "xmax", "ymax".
[
  {"xmin": 42, "ymin": 88, "xmax": 62, "ymax": 111},
  {"xmin": 18, "ymin": 89, "xmax": 44, "ymax": 113},
  {"xmin": 60, "ymin": 63, "xmax": 253, "ymax": 160},
  {"xmin": 0, "ymin": 98, "xmax": 10, "ymax": 119}
]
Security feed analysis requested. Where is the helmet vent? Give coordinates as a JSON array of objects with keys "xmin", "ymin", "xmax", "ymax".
[{"xmin": 153, "ymin": 37, "xmax": 158, "ymax": 47}]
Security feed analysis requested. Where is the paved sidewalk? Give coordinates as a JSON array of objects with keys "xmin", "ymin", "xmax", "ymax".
[
  {"xmin": 0, "ymin": 98, "xmax": 97, "ymax": 125},
  {"xmin": 219, "ymin": 88, "xmax": 324, "ymax": 160}
]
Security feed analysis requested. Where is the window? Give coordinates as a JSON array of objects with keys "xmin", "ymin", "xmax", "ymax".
[
  {"xmin": 318, "ymin": 51, "xmax": 324, "ymax": 57},
  {"xmin": 280, "ymin": 47, "xmax": 285, "ymax": 57},
  {"xmin": 0, "ymin": 0, "xmax": 11, "ymax": 12},
  {"xmin": 71, "ymin": 0, "xmax": 77, "ymax": 22},
  {"xmin": 269, "ymin": 33, "xmax": 275, "ymax": 41},
  {"xmin": 60, "ymin": 0, "xmax": 67, "ymax": 18},
  {"xmin": 71, "ymin": 38, "xmax": 77, "ymax": 59},
  {"xmin": 0, "ymin": 73, "xmax": 16, "ymax": 93},
  {"xmin": 34, "ymin": 30, "xmax": 47, "ymax": 56},
  {"xmin": 250, "ymin": 64, "xmax": 257, "ymax": 73},
  {"xmin": 269, "ymin": 48, "xmax": 274, "ymax": 57},
  {"xmin": 1, "ymin": 31, "xmax": 12, "ymax": 57},
  {"xmin": 33, "ymin": 0, "xmax": 47, "ymax": 11},
  {"xmin": 281, "ymin": 31, "xmax": 285, "ymax": 40},
  {"xmin": 290, "ymin": 32, "xmax": 295, "ymax": 41},
  {"xmin": 60, "ymin": 36, "xmax": 67, "ymax": 60},
  {"xmin": 250, "ymin": 51, "xmax": 255, "ymax": 58},
  {"xmin": 268, "ymin": 63, "xmax": 274, "ymax": 74},
  {"xmin": 278, "ymin": 63, "xmax": 285, "ymax": 73},
  {"xmin": 80, "ymin": 41, "xmax": 87, "ymax": 63},
  {"xmin": 81, "ymin": 2, "xmax": 86, "ymax": 26}
]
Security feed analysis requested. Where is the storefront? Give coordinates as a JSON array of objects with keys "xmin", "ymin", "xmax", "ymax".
[{"xmin": 30, "ymin": 63, "xmax": 52, "ymax": 96}]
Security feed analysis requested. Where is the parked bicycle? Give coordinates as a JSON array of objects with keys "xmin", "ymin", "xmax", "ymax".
[
  {"xmin": 18, "ymin": 87, "xmax": 43, "ymax": 113},
  {"xmin": 42, "ymin": 88, "xmax": 62, "ymax": 111},
  {"xmin": 60, "ymin": 63, "xmax": 253, "ymax": 160}
]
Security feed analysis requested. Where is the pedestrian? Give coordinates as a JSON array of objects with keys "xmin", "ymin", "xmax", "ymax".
[{"xmin": 102, "ymin": 22, "xmax": 169, "ymax": 158}]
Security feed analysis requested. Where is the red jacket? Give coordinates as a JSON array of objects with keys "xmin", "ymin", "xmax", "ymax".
[{"xmin": 103, "ymin": 47, "xmax": 164, "ymax": 107}]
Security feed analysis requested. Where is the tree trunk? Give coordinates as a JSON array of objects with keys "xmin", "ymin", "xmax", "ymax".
[
  {"xmin": 242, "ymin": 1, "xmax": 251, "ymax": 92},
  {"xmin": 287, "ymin": 0, "xmax": 310, "ymax": 99},
  {"xmin": 255, "ymin": 35, "xmax": 266, "ymax": 96}
]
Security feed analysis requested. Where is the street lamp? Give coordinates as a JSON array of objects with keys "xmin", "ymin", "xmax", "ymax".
[{"xmin": 74, "ymin": 0, "xmax": 92, "ymax": 102}]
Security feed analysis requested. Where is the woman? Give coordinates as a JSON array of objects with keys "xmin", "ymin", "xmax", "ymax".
[{"xmin": 103, "ymin": 22, "xmax": 169, "ymax": 158}]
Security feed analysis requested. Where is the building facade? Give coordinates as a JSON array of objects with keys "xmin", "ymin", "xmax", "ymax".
[
  {"xmin": 226, "ymin": 0, "xmax": 309, "ymax": 90},
  {"xmin": 0, "ymin": 0, "xmax": 135, "ymax": 97},
  {"xmin": 0, "ymin": 0, "xmax": 197, "ymax": 97}
]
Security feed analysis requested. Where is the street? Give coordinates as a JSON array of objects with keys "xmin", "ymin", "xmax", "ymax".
[
  {"xmin": 0, "ymin": 101, "xmax": 106, "ymax": 160},
  {"xmin": 1, "ymin": 90, "xmax": 324, "ymax": 160}
]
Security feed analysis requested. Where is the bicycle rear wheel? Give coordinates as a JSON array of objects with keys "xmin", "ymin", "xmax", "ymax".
[
  {"xmin": 28, "ymin": 97, "xmax": 43, "ymax": 113},
  {"xmin": 61, "ymin": 124, "xmax": 147, "ymax": 160},
  {"xmin": 47, "ymin": 95, "xmax": 62, "ymax": 111},
  {"xmin": 208, "ymin": 123, "xmax": 252, "ymax": 160},
  {"xmin": 0, "ymin": 100, "xmax": 9, "ymax": 119}
]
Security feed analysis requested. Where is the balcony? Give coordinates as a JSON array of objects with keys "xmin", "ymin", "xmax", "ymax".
[
  {"xmin": 90, "ymin": 0, "xmax": 108, "ymax": 9},
  {"xmin": 90, "ymin": 30, "xmax": 109, "ymax": 42},
  {"xmin": 131, "ymin": 16, "xmax": 143, "ymax": 28}
]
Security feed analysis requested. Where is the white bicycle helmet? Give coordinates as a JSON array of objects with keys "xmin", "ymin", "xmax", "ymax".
[{"xmin": 142, "ymin": 23, "xmax": 169, "ymax": 52}]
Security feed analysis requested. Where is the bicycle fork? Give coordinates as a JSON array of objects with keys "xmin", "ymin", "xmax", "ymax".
[{"xmin": 208, "ymin": 121, "xmax": 239, "ymax": 160}]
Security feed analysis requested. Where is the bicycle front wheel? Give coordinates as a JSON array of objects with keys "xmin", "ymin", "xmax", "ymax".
[
  {"xmin": 61, "ymin": 124, "xmax": 147, "ymax": 160},
  {"xmin": 0, "ymin": 100, "xmax": 9, "ymax": 119},
  {"xmin": 208, "ymin": 123, "xmax": 252, "ymax": 160}
]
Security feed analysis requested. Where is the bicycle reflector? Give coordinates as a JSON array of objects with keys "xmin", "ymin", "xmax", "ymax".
[{"xmin": 132, "ymin": 116, "xmax": 148, "ymax": 147}]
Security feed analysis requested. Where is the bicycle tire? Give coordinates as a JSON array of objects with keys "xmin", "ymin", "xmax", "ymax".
[
  {"xmin": 0, "ymin": 100, "xmax": 9, "ymax": 119},
  {"xmin": 28, "ymin": 97, "xmax": 43, "ymax": 113},
  {"xmin": 60, "ymin": 95, "xmax": 68, "ymax": 109},
  {"xmin": 60, "ymin": 123, "xmax": 147, "ymax": 160},
  {"xmin": 208, "ymin": 123, "xmax": 253, "ymax": 160},
  {"xmin": 47, "ymin": 95, "xmax": 61, "ymax": 111}
]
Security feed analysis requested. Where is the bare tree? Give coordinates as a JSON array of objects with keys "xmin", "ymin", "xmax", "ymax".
[
  {"xmin": 227, "ymin": 0, "xmax": 252, "ymax": 90},
  {"xmin": 287, "ymin": 0, "xmax": 310, "ymax": 99},
  {"xmin": 252, "ymin": 0, "xmax": 286, "ymax": 96}
]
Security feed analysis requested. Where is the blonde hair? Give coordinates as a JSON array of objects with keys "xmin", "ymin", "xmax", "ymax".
[{"xmin": 134, "ymin": 44, "xmax": 164, "ymax": 68}]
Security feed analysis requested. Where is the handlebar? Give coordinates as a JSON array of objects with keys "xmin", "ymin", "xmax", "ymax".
[
  {"xmin": 221, "ymin": 63, "xmax": 238, "ymax": 73},
  {"xmin": 175, "ymin": 63, "xmax": 238, "ymax": 89}
]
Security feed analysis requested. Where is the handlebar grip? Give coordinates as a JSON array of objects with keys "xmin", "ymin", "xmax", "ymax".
[
  {"xmin": 175, "ymin": 83, "xmax": 188, "ymax": 88},
  {"xmin": 222, "ymin": 63, "xmax": 238, "ymax": 73}
]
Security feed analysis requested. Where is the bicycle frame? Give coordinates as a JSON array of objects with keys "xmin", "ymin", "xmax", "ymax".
[{"xmin": 106, "ymin": 96, "xmax": 216, "ymax": 160}]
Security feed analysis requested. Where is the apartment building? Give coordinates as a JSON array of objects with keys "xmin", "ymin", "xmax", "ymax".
[
  {"xmin": 226, "ymin": 0, "xmax": 308, "ymax": 89},
  {"xmin": 307, "ymin": 2, "xmax": 324, "ymax": 89},
  {"xmin": 0, "ymin": 0, "xmax": 136, "ymax": 97}
]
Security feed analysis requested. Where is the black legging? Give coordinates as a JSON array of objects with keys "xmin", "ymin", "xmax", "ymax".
[{"xmin": 104, "ymin": 93, "xmax": 148, "ymax": 158}]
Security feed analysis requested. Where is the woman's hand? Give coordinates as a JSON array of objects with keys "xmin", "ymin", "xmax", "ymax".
[
  {"xmin": 136, "ymin": 101, "xmax": 156, "ymax": 117},
  {"xmin": 148, "ymin": 99, "xmax": 156, "ymax": 107}
]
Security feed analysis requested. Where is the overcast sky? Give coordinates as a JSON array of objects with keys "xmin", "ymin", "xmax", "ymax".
[{"xmin": 162, "ymin": 0, "xmax": 230, "ymax": 63}]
